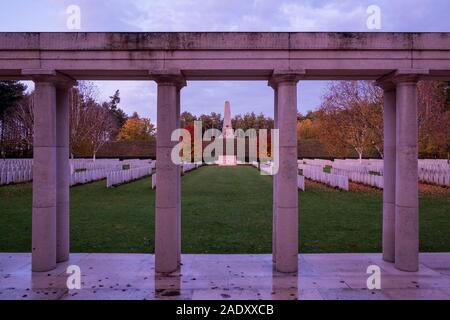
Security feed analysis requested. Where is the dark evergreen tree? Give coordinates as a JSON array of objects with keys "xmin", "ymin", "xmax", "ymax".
[
  {"xmin": 102, "ymin": 90, "xmax": 128, "ymax": 139},
  {"xmin": 0, "ymin": 81, "xmax": 26, "ymax": 158}
]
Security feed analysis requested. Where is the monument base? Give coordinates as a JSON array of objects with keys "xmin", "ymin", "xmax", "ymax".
[{"xmin": 217, "ymin": 155, "xmax": 237, "ymax": 166}]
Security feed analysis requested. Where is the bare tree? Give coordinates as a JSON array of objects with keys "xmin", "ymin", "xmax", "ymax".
[
  {"xmin": 69, "ymin": 82, "xmax": 117, "ymax": 159},
  {"xmin": 13, "ymin": 93, "xmax": 34, "ymax": 151},
  {"xmin": 317, "ymin": 81, "xmax": 383, "ymax": 161},
  {"xmin": 417, "ymin": 81, "xmax": 450, "ymax": 158},
  {"xmin": 70, "ymin": 84, "xmax": 90, "ymax": 156},
  {"xmin": 84, "ymin": 104, "xmax": 116, "ymax": 161}
]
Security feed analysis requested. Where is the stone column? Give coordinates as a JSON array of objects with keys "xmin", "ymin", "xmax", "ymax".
[
  {"xmin": 56, "ymin": 84, "xmax": 73, "ymax": 263},
  {"xmin": 269, "ymin": 71, "xmax": 303, "ymax": 273},
  {"xmin": 394, "ymin": 76, "xmax": 420, "ymax": 272},
  {"xmin": 377, "ymin": 81, "xmax": 397, "ymax": 263},
  {"xmin": 175, "ymin": 84, "xmax": 185, "ymax": 264},
  {"xmin": 271, "ymin": 87, "xmax": 278, "ymax": 264},
  {"xmin": 23, "ymin": 70, "xmax": 76, "ymax": 272},
  {"xmin": 31, "ymin": 79, "xmax": 57, "ymax": 272},
  {"xmin": 153, "ymin": 71, "xmax": 185, "ymax": 273}
]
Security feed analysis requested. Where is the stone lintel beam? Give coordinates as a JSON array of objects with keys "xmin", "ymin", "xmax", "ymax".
[
  {"xmin": 149, "ymin": 69, "xmax": 187, "ymax": 88},
  {"xmin": 268, "ymin": 69, "xmax": 306, "ymax": 89},
  {"xmin": 376, "ymin": 69, "xmax": 429, "ymax": 88},
  {"xmin": 22, "ymin": 69, "xmax": 77, "ymax": 88}
]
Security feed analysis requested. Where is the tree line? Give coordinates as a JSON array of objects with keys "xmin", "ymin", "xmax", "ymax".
[
  {"xmin": 180, "ymin": 111, "xmax": 274, "ymax": 131},
  {"xmin": 1, "ymin": 80, "xmax": 449, "ymax": 160},
  {"xmin": 299, "ymin": 80, "xmax": 450, "ymax": 160},
  {"xmin": 0, "ymin": 81, "xmax": 156, "ymax": 159},
  {"xmin": 0, "ymin": 81, "xmax": 275, "ymax": 159}
]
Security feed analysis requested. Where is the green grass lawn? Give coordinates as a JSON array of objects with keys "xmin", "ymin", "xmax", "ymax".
[{"xmin": 0, "ymin": 166, "xmax": 449, "ymax": 254}]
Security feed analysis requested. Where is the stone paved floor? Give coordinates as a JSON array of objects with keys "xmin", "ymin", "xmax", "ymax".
[{"xmin": 0, "ymin": 253, "xmax": 449, "ymax": 300}]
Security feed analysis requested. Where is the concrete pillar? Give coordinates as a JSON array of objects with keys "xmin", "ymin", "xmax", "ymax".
[
  {"xmin": 175, "ymin": 84, "xmax": 184, "ymax": 264},
  {"xmin": 32, "ymin": 80, "xmax": 57, "ymax": 272},
  {"xmin": 271, "ymin": 87, "xmax": 278, "ymax": 264},
  {"xmin": 55, "ymin": 85, "xmax": 71, "ymax": 263},
  {"xmin": 395, "ymin": 79, "xmax": 419, "ymax": 272},
  {"xmin": 24, "ymin": 69, "xmax": 77, "ymax": 272},
  {"xmin": 269, "ymin": 71, "xmax": 303, "ymax": 273},
  {"xmin": 154, "ymin": 71, "xmax": 185, "ymax": 273},
  {"xmin": 381, "ymin": 83, "xmax": 396, "ymax": 263}
]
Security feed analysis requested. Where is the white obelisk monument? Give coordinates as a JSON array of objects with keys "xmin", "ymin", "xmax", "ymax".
[{"xmin": 217, "ymin": 101, "xmax": 237, "ymax": 166}]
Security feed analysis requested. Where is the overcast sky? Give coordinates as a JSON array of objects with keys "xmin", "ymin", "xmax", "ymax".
[{"xmin": 1, "ymin": 0, "xmax": 450, "ymax": 121}]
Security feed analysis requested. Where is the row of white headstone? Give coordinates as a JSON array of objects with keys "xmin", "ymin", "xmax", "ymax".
[
  {"xmin": 74, "ymin": 159, "xmax": 155, "ymax": 187},
  {"xmin": 297, "ymin": 175, "xmax": 305, "ymax": 191},
  {"xmin": 299, "ymin": 158, "xmax": 450, "ymax": 188},
  {"xmin": 0, "ymin": 158, "xmax": 156, "ymax": 186},
  {"xmin": 71, "ymin": 159, "xmax": 122, "ymax": 171},
  {"xmin": 330, "ymin": 162, "xmax": 383, "ymax": 175},
  {"xmin": 70, "ymin": 158, "xmax": 155, "ymax": 175},
  {"xmin": 182, "ymin": 162, "xmax": 201, "ymax": 173},
  {"xmin": 301, "ymin": 158, "xmax": 333, "ymax": 168},
  {"xmin": 299, "ymin": 160, "xmax": 382, "ymax": 189},
  {"xmin": 418, "ymin": 168, "xmax": 450, "ymax": 187},
  {"xmin": 330, "ymin": 167, "xmax": 383, "ymax": 189},
  {"xmin": 70, "ymin": 168, "xmax": 113, "ymax": 187},
  {"xmin": 151, "ymin": 162, "xmax": 202, "ymax": 189},
  {"xmin": 299, "ymin": 164, "xmax": 349, "ymax": 191},
  {"xmin": 251, "ymin": 161, "xmax": 305, "ymax": 191},
  {"xmin": 72, "ymin": 160, "xmax": 155, "ymax": 187},
  {"xmin": 259, "ymin": 162, "xmax": 276, "ymax": 175},
  {"xmin": 0, "ymin": 159, "xmax": 33, "ymax": 185},
  {"xmin": 106, "ymin": 166, "xmax": 154, "ymax": 188},
  {"xmin": 0, "ymin": 169, "xmax": 33, "ymax": 185},
  {"xmin": 0, "ymin": 158, "xmax": 33, "ymax": 169},
  {"xmin": 418, "ymin": 159, "xmax": 450, "ymax": 172}
]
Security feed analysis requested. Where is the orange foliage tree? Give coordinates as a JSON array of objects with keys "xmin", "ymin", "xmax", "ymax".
[
  {"xmin": 118, "ymin": 113, "xmax": 155, "ymax": 142},
  {"xmin": 316, "ymin": 81, "xmax": 383, "ymax": 161}
]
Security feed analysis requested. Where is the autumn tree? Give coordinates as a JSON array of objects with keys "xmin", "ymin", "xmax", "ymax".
[
  {"xmin": 199, "ymin": 112, "xmax": 222, "ymax": 131},
  {"xmin": 363, "ymin": 83, "xmax": 384, "ymax": 157},
  {"xmin": 180, "ymin": 111, "xmax": 197, "ymax": 128},
  {"xmin": 316, "ymin": 81, "xmax": 383, "ymax": 161},
  {"xmin": 178, "ymin": 110, "xmax": 274, "ymax": 161},
  {"xmin": 85, "ymin": 105, "xmax": 116, "ymax": 161},
  {"xmin": 118, "ymin": 113, "xmax": 156, "ymax": 141},
  {"xmin": 417, "ymin": 81, "xmax": 450, "ymax": 158},
  {"xmin": 296, "ymin": 111, "xmax": 333, "ymax": 158},
  {"xmin": 232, "ymin": 112, "xmax": 273, "ymax": 131},
  {"xmin": 181, "ymin": 111, "xmax": 273, "ymax": 132},
  {"xmin": 315, "ymin": 80, "xmax": 450, "ymax": 160},
  {"xmin": 181, "ymin": 122, "xmax": 196, "ymax": 162},
  {"xmin": 443, "ymin": 111, "xmax": 450, "ymax": 161},
  {"xmin": 70, "ymin": 83, "xmax": 95, "ymax": 156},
  {"xmin": 69, "ymin": 82, "xmax": 118, "ymax": 159},
  {"xmin": 178, "ymin": 112, "xmax": 198, "ymax": 161},
  {"xmin": 297, "ymin": 118, "xmax": 318, "ymax": 141}
]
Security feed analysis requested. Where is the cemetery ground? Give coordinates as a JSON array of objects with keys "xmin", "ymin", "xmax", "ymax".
[{"xmin": 0, "ymin": 166, "xmax": 449, "ymax": 254}]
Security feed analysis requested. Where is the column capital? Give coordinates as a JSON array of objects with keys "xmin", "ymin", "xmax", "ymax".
[
  {"xmin": 149, "ymin": 69, "xmax": 186, "ymax": 88},
  {"xmin": 268, "ymin": 69, "xmax": 305, "ymax": 89},
  {"xmin": 22, "ymin": 69, "xmax": 77, "ymax": 88},
  {"xmin": 376, "ymin": 69, "xmax": 429, "ymax": 87},
  {"xmin": 375, "ymin": 79, "xmax": 396, "ymax": 91}
]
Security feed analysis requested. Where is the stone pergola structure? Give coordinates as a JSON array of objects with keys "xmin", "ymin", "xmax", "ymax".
[{"xmin": 1, "ymin": 32, "xmax": 449, "ymax": 274}]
